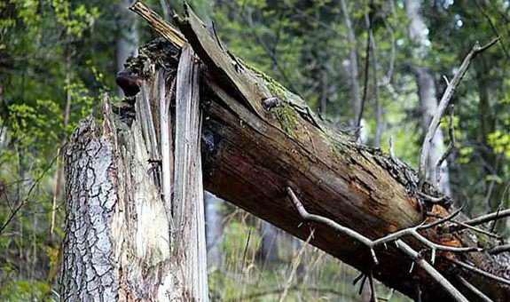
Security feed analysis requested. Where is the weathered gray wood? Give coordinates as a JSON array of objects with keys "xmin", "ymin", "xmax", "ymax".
[
  {"xmin": 172, "ymin": 44, "xmax": 209, "ymax": 301},
  {"xmin": 158, "ymin": 70, "xmax": 173, "ymax": 226}
]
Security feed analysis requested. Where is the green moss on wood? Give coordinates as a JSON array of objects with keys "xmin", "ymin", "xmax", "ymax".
[
  {"xmin": 274, "ymin": 103, "xmax": 298, "ymax": 135},
  {"xmin": 245, "ymin": 63, "xmax": 288, "ymax": 99}
]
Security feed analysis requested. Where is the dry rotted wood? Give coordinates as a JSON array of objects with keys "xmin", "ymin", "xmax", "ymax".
[{"xmin": 172, "ymin": 44, "xmax": 209, "ymax": 301}]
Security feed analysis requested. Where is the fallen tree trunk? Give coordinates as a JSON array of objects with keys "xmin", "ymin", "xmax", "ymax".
[{"xmin": 61, "ymin": 2, "xmax": 510, "ymax": 301}]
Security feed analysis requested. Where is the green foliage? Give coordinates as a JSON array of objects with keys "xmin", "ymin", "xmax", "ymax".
[
  {"xmin": 0, "ymin": 0, "xmax": 118, "ymax": 298},
  {"xmin": 0, "ymin": 279, "xmax": 51, "ymax": 301},
  {"xmin": 488, "ymin": 130, "xmax": 510, "ymax": 158}
]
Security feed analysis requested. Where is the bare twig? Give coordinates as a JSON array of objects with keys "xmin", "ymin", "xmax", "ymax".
[
  {"xmin": 450, "ymin": 259, "xmax": 510, "ymax": 286},
  {"xmin": 287, "ymin": 186, "xmax": 377, "ymax": 262},
  {"xmin": 0, "ymin": 153, "xmax": 59, "ymax": 235},
  {"xmin": 457, "ymin": 276, "xmax": 493, "ymax": 302},
  {"xmin": 358, "ymin": 275, "xmax": 368, "ymax": 295},
  {"xmin": 415, "ymin": 284, "xmax": 422, "ymax": 302},
  {"xmin": 287, "ymin": 187, "xmax": 479, "ymax": 267},
  {"xmin": 419, "ymin": 37, "xmax": 499, "ymax": 181},
  {"xmin": 278, "ymin": 231, "xmax": 314, "ymax": 302},
  {"xmin": 395, "ymin": 240, "xmax": 468, "ymax": 302},
  {"xmin": 421, "ymin": 206, "xmax": 464, "ymax": 229},
  {"xmin": 435, "ymin": 105, "xmax": 456, "ymax": 186},
  {"xmin": 368, "ymin": 270, "xmax": 377, "ymax": 302},
  {"xmin": 489, "ymin": 184, "xmax": 510, "ymax": 232},
  {"xmin": 489, "ymin": 206, "xmax": 501, "ymax": 233},
  {"xmin": 447, "ymin": 219, "xmax": 502, "ymax": 239},
  {"xmin": 488, "ymin": 243, "xmax": 510, "ymax": 255},
  {"xmin": 450, "ymin": 208, "xmax": 510, "ymax": 232},
  {"xmin": 442, "ymin": 75, "xmax": 450, "ymax": 86},
  {"xmin": 388, "ymin": 136, "xmax": 395, "ymax": 160},
  {"xmin": 474, "ymin": 0, "xmax": 510, "ymax": 59},
  {"xmin": 417, "ymin": 191, "xmax": 447, "ymax": 204},
  {"xmin": 353, "ymin": 271, "xmax": 366, "ymax": 286}
]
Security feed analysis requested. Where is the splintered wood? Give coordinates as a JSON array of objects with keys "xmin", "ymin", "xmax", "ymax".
[{"xmin": 172, "ymin": 44, "xmax": 209, "ymax": 301}]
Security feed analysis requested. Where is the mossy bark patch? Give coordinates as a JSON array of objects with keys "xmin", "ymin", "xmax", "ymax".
[{"xmin": 273, "ymin": 103, "xmax": 298, "ymax": 135}]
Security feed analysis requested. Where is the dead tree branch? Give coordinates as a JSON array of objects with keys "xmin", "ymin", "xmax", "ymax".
[
  {"xmin": 489, "ymin": 244, "xmax": 510, "ymax": 255},
  {"xmin": 289, "ymin": 186, "xmax": 478, "ymax": 263},
  {"xmin": 287, "ymin": 186, "xmax": 475, "ymax": 301},
  {"xmin": 395, "ymin": 240, "xmax": 468, "ymax": 302},
  {"xmin": 457, "ymin": 276, "xmax": 494, "ymax": 302},
  {"xmin": 450, "ymin": 208, "xmax": 510, "ymax": 232},
  {"xmin": 450, "ymin": 259, "xmax": 510, "ymax": 287},
  {"xmin": 419, "ymin": 37, "xmax": 499, "ymax": 182}
]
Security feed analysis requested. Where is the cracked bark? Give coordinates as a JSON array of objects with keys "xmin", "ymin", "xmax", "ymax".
[{"xmin": 61, "ymin": 103, "xmax": 174, "ymax": 301}]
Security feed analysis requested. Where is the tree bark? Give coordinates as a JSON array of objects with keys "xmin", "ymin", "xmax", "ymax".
[{"xmin": 61, "ymin": 108, "xmax": 172, "ymax": 300}]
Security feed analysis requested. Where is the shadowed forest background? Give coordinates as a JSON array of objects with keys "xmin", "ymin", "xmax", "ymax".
[{"xmin": 1, "ymin": 0, "xmax": 509, "ymax": 301}]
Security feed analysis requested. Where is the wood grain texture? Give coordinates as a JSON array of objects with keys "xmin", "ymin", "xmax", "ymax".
[{"xmin": 172, "ymin": 44, "xmax": 209, "ymax": 301}]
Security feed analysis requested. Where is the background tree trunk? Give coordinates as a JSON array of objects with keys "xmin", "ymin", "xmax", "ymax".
[
  {"xmin": 259, "ymin": 221, "xmax": 280, "ymax": 263},
  {"xmin": 116, "ymin": 0, "xmax": 139, "ymax": 96},
  {"xmin": 405, "ymin": 0, "xmax": 451, "ymax": 196},
  {"xmin": 205, "ymin": 192, "xmax": 224, "ymax": 269},
  {"xmin": 339, "ymin": 0, "xmax": 362, "ymax": 126}
]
